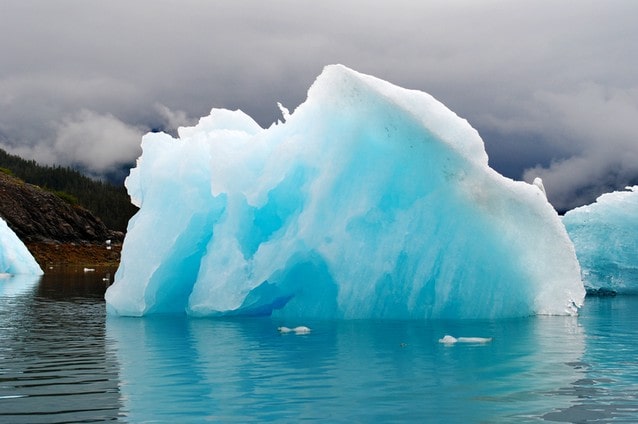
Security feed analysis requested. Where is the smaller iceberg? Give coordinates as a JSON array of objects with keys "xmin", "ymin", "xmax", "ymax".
[
  {"xmin": 563, "ymin": 186, "xmax": 638, "ymax": 294},
  {"xmin": 0, "ymin": 217, "xmax": 43, "ymax": 275},
  {"xmin": 277, "ymin": 326, "xmax": 311, "ymax": 335}
]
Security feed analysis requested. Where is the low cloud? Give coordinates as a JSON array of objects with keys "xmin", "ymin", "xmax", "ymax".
[
  {"xmin": 53, "ymin": 110, "xmax": 143, "ymax": 173},
  {"xmin": 1, "ymin": 1, "xmax": 637, "ymax": 209},
  {"xmin": 2, "ymin": 109, "xmax": 144, "ymax": 176}
]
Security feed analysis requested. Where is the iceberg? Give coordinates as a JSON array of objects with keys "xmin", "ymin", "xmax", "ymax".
[
  {"xmin": 0, "ymin": 217, "xmax": 43, "ymax": 275},
  {"xmin": 563, "ymin": 186, "xmax": 638, "ymax": 294},
  {"xmin": 105, "ymin": 65, "xmax": 584, "ymax": 319}
]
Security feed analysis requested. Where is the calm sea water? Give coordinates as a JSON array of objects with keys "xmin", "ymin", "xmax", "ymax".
[{"xmin": 1, "ymin": 269, "xmax": 638, "ymax": 423}]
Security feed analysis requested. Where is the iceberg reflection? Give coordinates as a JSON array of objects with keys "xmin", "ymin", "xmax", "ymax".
[
  {"xmin": 107, "ymin": 315, "xmax": 588, "ymax": 422},
  {"xmin": 0, "ymin": 273, "xmax": 41, "ymax": 298},
  {"xmin": 543, "ymin": 297, "xmax": 638, "ymax": 421}
]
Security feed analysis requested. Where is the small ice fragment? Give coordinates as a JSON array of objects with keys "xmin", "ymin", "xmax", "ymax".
[
  {"xmin": 278, "ymin": 326, "xmax": 311, "ymax": 334},
  {"xmin": 439, "ymin": 335, "xmax": 492, "ymax": 344}
]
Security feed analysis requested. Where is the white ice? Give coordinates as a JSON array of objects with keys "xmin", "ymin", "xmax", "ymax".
[
  {"xmin": 278, "ymin": 326, "xmax": 311, "ymax": 334},
  {"xmin": 438, "ymin": 335, "xmax": 493, "ymax": 344}
]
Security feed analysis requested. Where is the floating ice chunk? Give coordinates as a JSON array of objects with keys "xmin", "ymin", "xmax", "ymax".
[
  {"xmin": 439, "ymin": 335, "xmax": 493, "ymax": 344},
  {"xmin": 0, "ymin": 217, "xmax": 43, "ymax": 275},
  {"xmin": 563, "ymin": 186, "xmax": 638, "ymax": 294},
  {"xmin": 105, "ymin": 64, "xmax": 584, "ymax": 319},
  {"xmin": 278, "ymin": 326, "xmax": 311, "ymax": 334},
  {"xmin": 439, "ymin": 335, "xmax": 458, "ymax": 344}
]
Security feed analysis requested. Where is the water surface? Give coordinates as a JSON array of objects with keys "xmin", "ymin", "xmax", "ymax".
[{"xmin": 1, "ymin": 270, "xmax": 637, "ymax": 423}]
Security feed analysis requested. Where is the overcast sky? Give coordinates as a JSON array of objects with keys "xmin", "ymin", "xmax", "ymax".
[{"xmin": 1, "ymin": 0, "xmax": 637, "ymax": 210}]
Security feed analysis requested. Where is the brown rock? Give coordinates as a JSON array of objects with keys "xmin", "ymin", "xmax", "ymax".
[{"xmin": 0, "ymin": 172, "xmax": 121, "ymax": 244}]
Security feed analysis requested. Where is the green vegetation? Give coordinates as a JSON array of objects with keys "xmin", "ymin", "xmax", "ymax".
[
  {"xmin": 0, "ymin": 149, "xmax": 137, "ymax": 231},
  {"xmin": 49, "ymin": 189, "xmax": 80, "ymax": 206}
]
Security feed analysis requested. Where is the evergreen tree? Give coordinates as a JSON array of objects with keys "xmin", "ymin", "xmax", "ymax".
[{"xmin": 0, "ymin": 149, "xmax": 137, "ymax": 231}]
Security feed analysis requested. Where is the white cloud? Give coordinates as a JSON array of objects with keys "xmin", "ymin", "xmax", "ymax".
[
  {"xmin": 3, "ymin": 110, "xmax": 143, "ymax": 175},
  {"xmin": 52, "ymin": 110, "xmax": 143, "ymax": 173},
  {"xmin": 1, "ymin": 0, "xmax": 638, "ymax": 206}
]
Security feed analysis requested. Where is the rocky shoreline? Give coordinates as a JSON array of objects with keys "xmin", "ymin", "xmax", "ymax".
[{"xmin": 26, "ymin": 241, "xmax": 122, "ymax": 269}]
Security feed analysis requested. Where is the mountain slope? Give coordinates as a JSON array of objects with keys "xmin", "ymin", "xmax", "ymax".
[
  {"xmin": 0, "ymin": 148, "xmax": 136, "ymax": 231},
  {"xmin": 0, "ymin": 171, "xmax": 121, "ymax": 243}
]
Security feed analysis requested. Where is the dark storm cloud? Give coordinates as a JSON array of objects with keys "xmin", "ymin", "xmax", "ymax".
[{"xmin": 1, "ymin": 0, "xmax": 637, "ymax": 209}]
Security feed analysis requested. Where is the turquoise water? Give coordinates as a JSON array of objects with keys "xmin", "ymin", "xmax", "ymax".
[{"xmin": 1, "ymin": 270, "xmax": 638, "ymax": 423}]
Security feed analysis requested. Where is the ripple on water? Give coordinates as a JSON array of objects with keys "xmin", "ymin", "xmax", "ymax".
[
  {"xmin": 3, "ymin": 274, "xmax": 638, "ymax": 422},
  {"xmin": 0, "ymin": 272, "xmax": 121, "ymax": 423}
]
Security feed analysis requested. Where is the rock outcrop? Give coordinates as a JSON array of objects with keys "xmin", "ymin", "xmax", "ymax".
[{"xmin": 0, "ymin": 172, "xmax": 121, "ymax": 243}]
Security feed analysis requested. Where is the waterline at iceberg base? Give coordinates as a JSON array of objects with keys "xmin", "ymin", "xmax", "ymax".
[{"xmin": 105, "ymin": 65, "xmax": 584, "ymax": 319}]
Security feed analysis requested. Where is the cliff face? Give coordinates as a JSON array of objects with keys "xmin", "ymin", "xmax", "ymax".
[{"xmin": 0, "ymin": 172, "xmax": 121, "ymax": 243}]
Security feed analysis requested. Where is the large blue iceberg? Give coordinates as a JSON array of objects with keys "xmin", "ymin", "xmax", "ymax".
[
  {"xmin": 0, "ymin": 217, "xmax": 43, "ymax": 275},
  {"xmin": 105, "ymin": 65, "xmax": 584, "ymax": 319},
  {"xmin": 563, "ymin": 186, "xmax": 638, "ymax": 294}
]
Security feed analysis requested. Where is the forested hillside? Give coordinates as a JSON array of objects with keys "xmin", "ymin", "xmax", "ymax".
[{"xmin": 0, "ymin": 149, "xmax": 137, "ymax": 231}]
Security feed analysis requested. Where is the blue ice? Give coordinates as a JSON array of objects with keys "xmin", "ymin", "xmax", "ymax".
[
  {"xmin": 0, "ymin": 217, "xmax": 43, "ymax": 275},
  {"xmin": 563, "ymin": 186, "xmax": 638, "ymax": 294}
]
